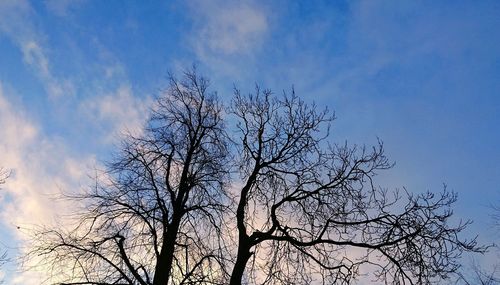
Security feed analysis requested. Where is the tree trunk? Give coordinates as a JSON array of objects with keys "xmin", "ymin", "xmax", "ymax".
[
  {"xmin": 230, "ymin": 168, "xmax": 259, "ymax": 285},
  {"xmin": 153, "ymin": 151, "xmax": 192, "ymax": 285},
  {"xmin": 153, "ymin": 215, "xmax": 182, "ymax": 285},
  {"xmin": 229, "ymin": 239, "xmax": 252, "ymax": 285}
]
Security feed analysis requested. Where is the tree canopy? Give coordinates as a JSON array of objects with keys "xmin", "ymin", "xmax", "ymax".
[{"xmin": 29, "ymin": 70, "xmax": 485, "ymax": 285}]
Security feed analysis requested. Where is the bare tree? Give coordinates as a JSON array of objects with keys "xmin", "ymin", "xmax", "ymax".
[
  {"xmin": 29, "ymin": 73, "xmax": 485, "ymax": 285},
  {"xmin": 228, "ymin": 90, "xmax": 485, "ymax": 285},
  {"xmin": 29, "ymin": 70, "xmax": 230, "ymax": 285}
]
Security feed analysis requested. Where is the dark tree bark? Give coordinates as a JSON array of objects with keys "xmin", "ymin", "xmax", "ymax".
[{"xmin": 230, "ymin": 170, "xmax": 260, "ymax": 284}]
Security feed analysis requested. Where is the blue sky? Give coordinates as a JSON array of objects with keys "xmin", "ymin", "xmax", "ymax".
[{"xmin": 0, "ymin": 0, "xmax": 499, "ymax": 283}]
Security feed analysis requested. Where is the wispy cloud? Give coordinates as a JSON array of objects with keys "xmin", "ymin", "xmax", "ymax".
[
  {"xmin": 191, "ymin": 1, "xmax": 268, "ymax": 55},
  {"xmin": 80, "ymin": 84, "xmax": 152, "ymax": 142},
  {"xmin": 0, "ymin": 79, "xmax": 149, "ymax": 283},
  {"xmin": 44, "ymin": 0, "xmax": 87, "ymax": 17},
  {"xmin": 21, "ymin": 40, "xmax": 75, "ymax": 98},
  {"xmin": 0, "ymin": 82, "xmax": 96, "ymax": 283},
  {"xmin": 185, "ymin": 0, "xmax": 269, "ymax": 78},
  {"xmin": 0, "ymin": 83, "xmax": 93, "ymax": 228},
  {"xmin": 0, "ymin": 0, "xmax": 74, "ymax": 98}
]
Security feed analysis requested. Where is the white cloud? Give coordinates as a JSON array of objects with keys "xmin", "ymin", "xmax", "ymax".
[
  {"xmin": 188, "ymin": 0, "xmax": 268, "ymax": 57},
  {"xmin": 0, "ymin": 82, "xmax": 149, "ymax": 283},
  {"xmin": 0, "ymin": 79, "xmax": 149, "ymax": 284},
  {"xmin": 0, "ymin": 83, "xmax": 95, "ymax": 283},
  {"xmin": 0, "ymin": 83, "xmax": 92, "ymax": 226},
  {"xmin": 81, "ymin": 84, "xmax": 152, "ymax": 141},
  {"xmin": 182, "ymin": 0, "xmax": 270, "ymax": 82}
]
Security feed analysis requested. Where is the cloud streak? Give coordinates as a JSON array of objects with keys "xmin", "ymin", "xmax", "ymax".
[
  {"xmin": 191, "ymin": 1, "xmax": 268, "ymax": 55},
  {"xmin": 0, "ymin": 0, "xmax": 74, "ymax": 99},
  {"xmin": 185, "ymin": 0, "xmax": 269, "ymax": 79},
  {"xmin": 80, "ymin": 84, "xmax": 152, "ymax": 142},
  {"xmin": 44, "ymin": 0, "xmax": 87, "ymax": 17}
]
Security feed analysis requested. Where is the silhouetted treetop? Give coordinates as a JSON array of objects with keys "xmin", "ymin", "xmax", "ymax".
[{"xmin": 28, "ymin": 70, "xmax": 485, "ymax": 285}]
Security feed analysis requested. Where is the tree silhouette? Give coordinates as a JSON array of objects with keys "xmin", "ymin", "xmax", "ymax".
[
  {"xmin": 227, "ymin": 91, "xmax": 484, "ymax": 285},
  {"xmin": 29, "ymin": 72, "xmax": 485, "ymax": 285},
  {"xmin": 29, "ymin": 71, "xmax": 230, "ymax": 285}
]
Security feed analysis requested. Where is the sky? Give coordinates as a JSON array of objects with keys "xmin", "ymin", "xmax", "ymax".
[{"xmin": 0, "ymin": 0, "xmax": 499, "ymax": 284}]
